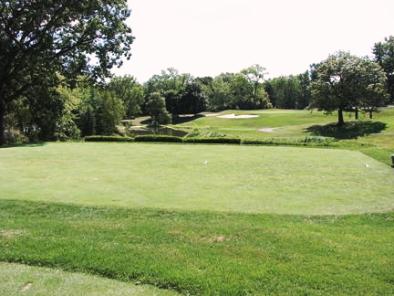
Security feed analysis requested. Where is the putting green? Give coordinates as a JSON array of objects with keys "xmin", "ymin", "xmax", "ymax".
[
  {"xmin": 0, "ymin": 143, "xmax": 393, "ymax": 215},
  {"xmin": 0, "ymin": 263, "xmax": 177, "ymax": 296}
]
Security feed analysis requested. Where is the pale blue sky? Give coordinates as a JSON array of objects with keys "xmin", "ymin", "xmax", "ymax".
[{"xmin": 113, "ymin": 0, "xmax": 394, "ymax": 82}]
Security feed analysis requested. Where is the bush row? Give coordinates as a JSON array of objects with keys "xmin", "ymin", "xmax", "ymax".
[
  {"xmin": 183, "ymin": 137, "xmax": 241, "ymax": 144},
  {"xmin": 84, "ymin": 135, "xmax": 334, "ymax": 146},
  {"xmin": 134, "ymin": 135, "xmax": 183, "ymax": 142},
  {"xmin": 84, "ymin": 135, "xmax": 134, "ymax": 142},
  {"xmin": 242, "ymin": 136, "xmax": 334, "ymax": 146}
]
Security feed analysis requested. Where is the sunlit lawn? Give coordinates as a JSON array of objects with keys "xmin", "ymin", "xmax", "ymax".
[
  {"xmin": 1, "ymin": 143, "xmax": 393, "ymax": 215},
  {"xmin": 1, "ymin": 108, "xmax": 394, "ymax": 295}
]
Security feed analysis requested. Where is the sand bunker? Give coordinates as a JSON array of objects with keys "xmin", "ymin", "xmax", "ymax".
[{"xmin": 217, "ymin": 114, "xmax": 259, "ymax": 119}]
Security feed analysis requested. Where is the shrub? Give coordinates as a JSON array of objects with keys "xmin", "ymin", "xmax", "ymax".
[
  {"xmin": 185, "ymin": 128, "xmax": 227, "ymax": 138},
  {"xmin": 134, "ymin": 135, "xmax": 183, "ymax": 142},
  {"xmin": 84, "ymin": 135, "xmax": 133, "ymax": 142},
  {"xmin": 183, "ymin": 137, "xmax": 241, "ymax": 144},
  {"xmin": 242, "ymin": 136, "xmax": 334, "ymax": 146}
]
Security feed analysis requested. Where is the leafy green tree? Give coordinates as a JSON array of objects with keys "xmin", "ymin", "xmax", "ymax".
[
  {"xmin": 7, "ymin": 85, "xmax": 66, "ymax": 141},
  {"xmin": 97, "ymin": 91, "xmax": 125, "ymax": 135},
  {"xmin": 265, "ymin": 76, "xmax": 302, "ymax": 109},
  {"xmin": 78, "ymin": 89, "xmax": 125, "ymax": 136},
  {"xmin": 179, "ymin": 81, "xmax": 206, "ymax": 115},
  {"xmin": 297, "ymin": 71, "xmax": 312, "ymax": 109},
  {"xmin": 107, "ymin": 76, "xmax": 144, "ymax": 118},
  {"xmin": 145, "ymin": 92, "xmax": 171, "ymax": 126},
  {"xmin": 311, "ymin": 52, "xmax": 387, "ymax": 126},
  {"xmin": 373, "ymin": 36, "xmax": 394, "ymax": 103},
  {"xmin": 54, "ymin": 85, "xmax": 82, "ymax": 141},
  {"xmin": 202, "ymin": 76, "xmax": 231, "ymax": 111},
  {"xmin": 144, "ymin": 69, "xmax": 204, "ymax": 117},
  {"xmin": 241, "ymin": 64, "xmax": 268, "ymax": 101},
  {"xmin": 0, "ymin": 0, "xmax": 133, "ymax": 144}
]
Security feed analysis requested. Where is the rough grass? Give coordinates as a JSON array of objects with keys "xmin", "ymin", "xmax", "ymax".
[
  {"xmin": 1, "ymin": 143, "xmax": 393, "ymax": 215},
  {"xmin": 0, "ymin": 262, "xmax": 177, "ymax": 296},
  {"xmin": 0, "ymin": 200, "xmax": 393, "ymax": 295}
]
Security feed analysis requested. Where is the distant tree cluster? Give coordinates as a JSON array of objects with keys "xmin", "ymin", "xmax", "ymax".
[
  {"xmin": 264, "ymin": 72, "xmax": 311, "ymax": 109},
  {"xmin": 0, "ymin": 0, "xmax": 392, "ymax": 144}
]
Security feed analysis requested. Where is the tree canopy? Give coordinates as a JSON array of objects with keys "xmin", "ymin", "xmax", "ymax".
[
  {"xmin": 310, "ymin": 52, "xmax": 387, "ymax": 126},
  {"xmin": 373, "ymin": 36, "xmax": 394, "ymax": 103},
  {"xmin": 0, "ymin": 0, "xmax": 133, "ymax": 144}
]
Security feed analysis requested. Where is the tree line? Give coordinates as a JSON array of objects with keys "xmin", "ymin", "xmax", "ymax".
[{"xmin": 1, "ymin": 1, "xmax": 393, "ymax": 144}]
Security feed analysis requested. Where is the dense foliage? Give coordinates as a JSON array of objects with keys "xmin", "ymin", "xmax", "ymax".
[
  {"xmin": 0, "ymin": 0, "xmax": 133, "ymax": 144},
  {"xmin": 264, "ymin": 72, "xmax": 311, "ymax": 109},
  {"xmin": 1, "ymin": 5, "xmax": 392, "ymax": 146},
  {"xmin": 374, "ymin": 36, "xmax": 394, "ymax": 103},
  {"xmin": 310, "ymin": 52, "xmax": 387, "ymax": 126}
]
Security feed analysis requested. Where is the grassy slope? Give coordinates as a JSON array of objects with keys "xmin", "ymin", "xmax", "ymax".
[
  {"xmin": 177, "ymin": 109, "xmax": 344, "ymax": 138},
  {"xmin": 177, "ymin": 108, "xmax": 394, "ymax": 141},
  {"xmin": 1, "ymin": 200, "xmax": 393, "ymax": 295},
  {"xmin": 176, "ymin": 108, "xmax": 394, "ymax": 165},
  {"xmin": 0, "ymin": 143, "xmax": 393, "ymax": 215},
  {"xmin": 0, "ymin": 262, "xmax": 177, "ymax": 296}
]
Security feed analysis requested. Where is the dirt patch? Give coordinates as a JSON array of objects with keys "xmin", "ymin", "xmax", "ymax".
[
  {"xmin": 209, "ymin": 235, "xmax": 226, "ymax": 243},
  {"xmin": 20, "ymin": 282, "xmax": 33, "ymax": 292},
  {"xmin": 217, "ymin": 114, "xmax": 259, "ymax": 119},
  {"xmin": 0, "ymin": 229, "xmax": 24, "ymax": 239},
  {"xmin": 258, "ymin": 127, "xmax": 277, "ymax": 133}
]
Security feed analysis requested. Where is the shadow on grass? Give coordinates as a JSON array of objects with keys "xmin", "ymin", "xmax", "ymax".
[
  {"xmin": 139, "ymin": 114, "xmax": 203, "ymax": 125},
  {"xmin": 0, "ymin": 142, "xmax": 46, "ymax": 149},
  {"xmin": 307, "ymin": 121, "xmax": 387, "ymax": 139},
  {"xmin": 172, "ymin": 114, "xmax": 204, "ymax": 124}
]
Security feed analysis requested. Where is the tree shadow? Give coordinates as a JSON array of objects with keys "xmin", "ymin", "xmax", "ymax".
[
  {"xmin": 172, "ymin": 114, "xmax": 204, "ymax": 124},
  {"xmin": 307, "ymin": 121, "xmax": 387, "ymax": 139},
  {"xmin": 0, "ymin": 142, "xmax": 46, "ymax": 149},
  {"xmin": 140, "ymin": 118, "xmax": 152, "ymax": 125}
]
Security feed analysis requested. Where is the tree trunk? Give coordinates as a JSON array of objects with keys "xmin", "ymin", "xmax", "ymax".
[
  {"xmin": 369, "ymin": 110, "xmax": 373, "ymax": 119},
  {"xmin": 0, "ymin": 99, "xmax": 5, "ymax": 146},
  {"xmin": 355, "ymin": 108, "xmax": 359, "ymax": 120},
  {"xmin": 337, "ymin": 108, "xmax": 344, "ymax": 127}
]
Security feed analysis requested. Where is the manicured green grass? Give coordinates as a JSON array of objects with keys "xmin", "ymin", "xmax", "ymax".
[
  {"xmin": 1, "ymin": 109, "xmax": 393, "ymax": 295},
  {"xmin": 1, "ymin": 200, "xmax": 393, "ymax": 295},
  {"xmin": 1, "ymin": 143, "xmax": 393, "ymax": 215},
  {"xmin": 177, "ymin": 109, "xmax": 342, "ymax": 138},
  {"xmin": 175, "ymin": 107, "xmax": 394, "ymax": 166},
  {"xmin": 177, "ymin": 108, "xmax": 394, "ymax": 141},
  {"xmin": 0, "ymin": 262, "xmax": 177, "ymax": 296}
]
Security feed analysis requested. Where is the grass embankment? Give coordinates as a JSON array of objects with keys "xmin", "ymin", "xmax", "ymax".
[
  {"xmin": 1, "ymin": 200, "xmax": 393, "ymax": 295},
  {"xmin": 0, "ymin": 262, "xmax": 177, "ymax": 296},
  {"xmin": 1, "ymin": 143, "xmax": 393, "ymax": 215}
]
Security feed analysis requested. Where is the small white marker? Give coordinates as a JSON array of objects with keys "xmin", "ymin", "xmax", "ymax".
[
  {"xmin": 204, "ymin": 160, "xmax": 208, "ymax": 165},
  {"xmin": 365, "ymin": 163, "xmax": 370, "ymax": 168}
]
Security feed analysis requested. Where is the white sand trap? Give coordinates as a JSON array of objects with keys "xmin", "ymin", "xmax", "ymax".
[
  {"xmin": 217, "ymin": 114, "xmax": 259, "ymax": 119},
  {"xmin": 258, "ymin": 128, "xmax": 277, "ymax": 133}
]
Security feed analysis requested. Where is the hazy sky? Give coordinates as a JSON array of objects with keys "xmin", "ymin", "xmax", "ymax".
[{"xmin": 113, "ymin": 0, "xmax": 394, "ymax": 82}]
